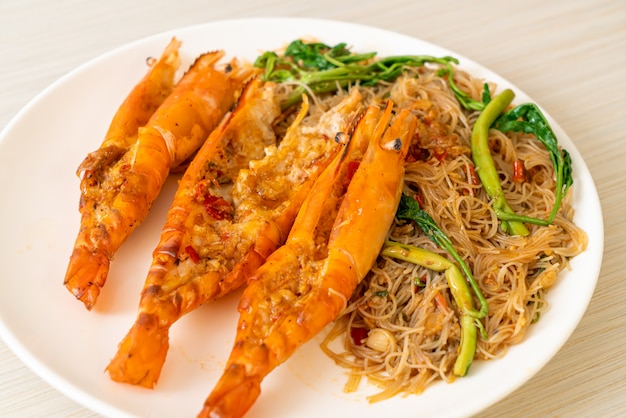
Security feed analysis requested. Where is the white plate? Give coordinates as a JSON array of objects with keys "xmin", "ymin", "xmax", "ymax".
[{"xmin": 0, "ymin": 17, "xmax": 603, "ymax": 418}]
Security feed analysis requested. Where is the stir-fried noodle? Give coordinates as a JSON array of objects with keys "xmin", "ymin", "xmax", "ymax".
[{"xmin": 309, "ymin": 66, "xmax": 588, "ymax": 401}]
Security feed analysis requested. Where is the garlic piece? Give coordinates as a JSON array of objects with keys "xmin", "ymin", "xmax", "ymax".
[{"xmin": 365, "ymin": 328, "xmax": 397, "ymax": 352}]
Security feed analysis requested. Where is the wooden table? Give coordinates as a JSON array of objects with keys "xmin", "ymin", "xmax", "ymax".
[{"xmin": 1, "ymin": 0, "xmax": 624, "ymax": 416}]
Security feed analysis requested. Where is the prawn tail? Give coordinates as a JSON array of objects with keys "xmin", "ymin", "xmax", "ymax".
[
  {"xmin": 197, "ymin": 363, "xmax": 262, "ymax": 418},
  {"xmin": 63, "ymin": 245, "xmax": 110, "ymax": 310},
  {"xmin": 105, "ymin": 311, "xmax": 169, "ymax": 389}
]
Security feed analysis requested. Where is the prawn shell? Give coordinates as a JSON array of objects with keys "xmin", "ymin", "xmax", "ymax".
[
  {"xmin": 64, "ymin": 38, "xmax": 182, "ymax": 309},
  {"xmin": 64, "ymin": 47, "xmax": 247, "ymax": 310},
  {"xmin": 199, "ymin": 104, "xmax": 416, "ymax": 418},
  {"xmin": 106, "ymin": 77, "xmax": 278, "ymax": 388}
]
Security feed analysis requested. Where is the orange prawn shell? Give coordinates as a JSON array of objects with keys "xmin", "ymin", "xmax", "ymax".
[
  {"xmin": 327, "ymin": 106, "xmax": 415, "ymax": 287},
  {"xmin": 200, "ymin": 104, "xmax": 417, "ymax": 418},
  {"xmin": 100, "ymin": 37, "xmax": 182, "ymax": 151},
  {"xmin": 64, "ymin": 46, "xmax": 247, "ymax": 310}
]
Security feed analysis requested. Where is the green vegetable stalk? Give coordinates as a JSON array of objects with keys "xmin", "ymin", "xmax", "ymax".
[
  {"xmin": 396, "ymin": 194, "xmax": 489, "ymax": 319},
  {"xmin": 441, "ymin": 62, "xmax": 491, "ymax": 111},
  {"xmin": 387, "ymin": 193, "xmax": 490, "ymax": 376},
  {"xmin": 381, "ymin": 242, "xmax": 478, "ymax": 376},
  {"xmin": 471, "ymin": 90, "xmax": 531, "ymax": 236},
  {"xmin": 493, "ymin": 104, "xmax": 573, "ymax": 225},
  {"xmin": 254, "ymin": 39, "xmax": 457, "ymax": 109},
  {"xmin": 443, "ymin": 64, "xmax": 574, "ymax": 234}
]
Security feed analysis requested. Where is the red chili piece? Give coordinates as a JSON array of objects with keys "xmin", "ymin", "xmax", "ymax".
[
  {"xmin": 416, "ymin": 194, "xmax": 425, "ymax": 208},
  {"xmin": 185, "ymin": 245, "xmax": 200, "ymax": 263},
  {"xmin": 195, "ymin": 180, "xmax": 233, "ymax": 220},
  {"xmin": 513, "ymin": 159, "xmax": 529, "ymax": 183},
  {"xmin": 433, "ymin": 148, "xmax": 448, "ymax": 161},
  {"xmin": 468, "ymin": 165, "xmax": 479, "ymax": 185},
  {"xmin": 203, "ymin": 194, "xmax": 233, "ymax": 220},
  {"xmin": 350, "ymin": 327, "xmax": 369, "ymax": 346}
]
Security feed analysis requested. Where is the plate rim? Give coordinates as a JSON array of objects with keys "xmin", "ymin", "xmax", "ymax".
[{"xmin": 0, "ymin": 16, "xmax": 604, "ymax": 418}]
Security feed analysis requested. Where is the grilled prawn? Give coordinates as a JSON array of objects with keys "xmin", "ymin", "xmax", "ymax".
[
  {"xmin": 64, "ymin": 45, "xmax": 250, "ymax": 310},
  {"xmin": 199, "ymin": 102, "xmax": 416, "ymax": 418},
  {"xmin": 106, "ymin": 87, "xmax": 363, "ymax": 388}
]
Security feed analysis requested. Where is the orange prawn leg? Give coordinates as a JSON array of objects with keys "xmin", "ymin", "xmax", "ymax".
[
  {"xmin": 106, "ymin": 77, "xmax": 281, "ymax": 388},
  {"xmin": 64, "ymin": 50, "xmax": 248, "ymax": 310},
  {"xmin": 199, "ymin": 104, "xmax": 416, "ymax": 418}
]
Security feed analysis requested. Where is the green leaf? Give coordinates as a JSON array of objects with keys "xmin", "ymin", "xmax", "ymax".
[
  {"xmin": 493, "ymin": 103, "xmax": 573, "ymax": 223},
  {"xmin": 284, "ymin": 40, "xmax": 349, "ymax": 71},
  {"xmin": 396, "ymin": 194, "xmax": 453, "ymax": 250},
  {"xmin": 442, "ymin": 62, "xmax": 488, "ymax": 111},
  {"xmin": 253, "ymin": 39, "xmax": 458, "ymax": 109},
  {"xmin": 481, "ymin": 83, "xmax": 492, "ymax": 105}
]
